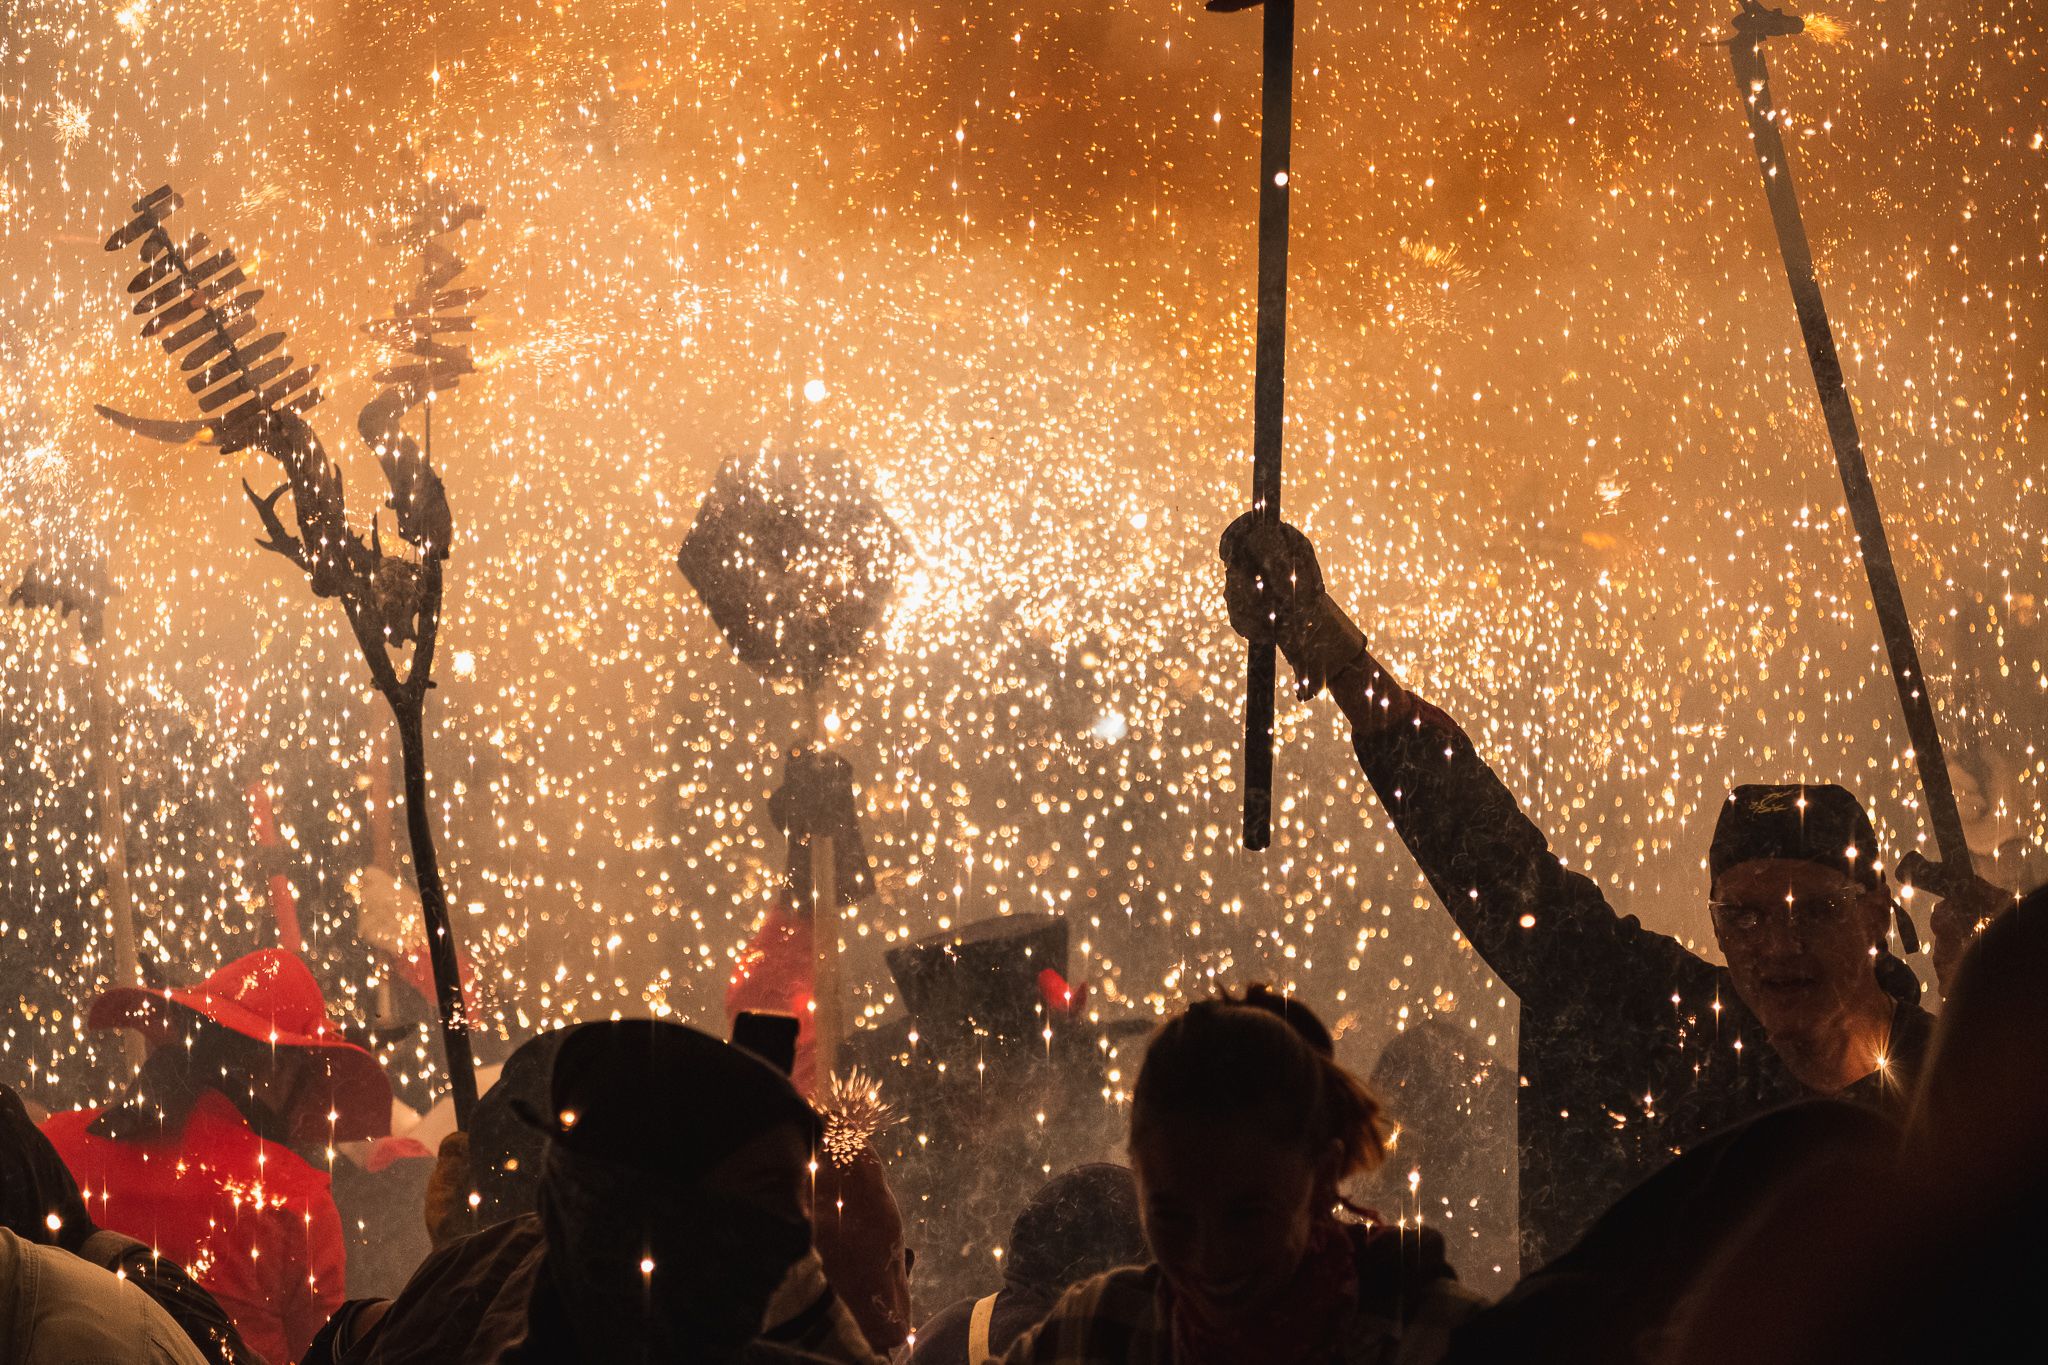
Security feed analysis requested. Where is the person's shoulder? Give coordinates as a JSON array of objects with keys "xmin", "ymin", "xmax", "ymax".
[
  {"xmin": 902, "ymin": 1294, "xmax": 977, "ymax": 1361},
  {"xmin": 178, "ymin": 1091, "xmax": 271, "ymax": 1151},
  {"xmin": 1010, "ymin": 1265, "xmax": 1162, "ymax": 1359},
  {"xmin": 2, "ymin": 1233, "xmax": 210, "ymax": 1364},
  {"xmin": 1347, "ymin": 1275, "xmax": 1484, "ymax": 1365},
  {"xmin": 1051, "ymin": 1263, "xmax": 1158, "ymax": 1314},
  {"xmin": 1409, "ymin": 1274, "xmax": 1489, "ymax": 1336},
  {"xmin": 736, "ymin": 1343, "xmax": 843, "ymax": 1363},
  {"xmin": 1342, "ymin": 1225, "xmax": 1487, "ymax": 1365},
  {"xmin": 36, "ymin": 1106, "xmax": 104, "ymax": 1150},
  {"xmin": 356, "ymin": 1217, "xmax": 546, "ymax": 1365},
  {"xmin": 401, "ymin": 1214, "xmax": 544, "ymax": 1288},
  {"xmin": 1350, "ymin": 1223, "xmax": 1486, "ymax": 1309}
]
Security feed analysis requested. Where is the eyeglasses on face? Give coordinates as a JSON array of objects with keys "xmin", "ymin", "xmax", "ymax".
[{"xmin": 1707, "ymin": 887, "xmax": 1865, "ymax": 937}]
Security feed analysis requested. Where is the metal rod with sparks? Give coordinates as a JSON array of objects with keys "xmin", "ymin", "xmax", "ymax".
[
  {"xmin": 1725, "ymin": 2, "xmax": 1972, "ymax": 900},
  {"xmin": 1210, "ymin": 0, "xmax": 1296, "ymax": 851}
]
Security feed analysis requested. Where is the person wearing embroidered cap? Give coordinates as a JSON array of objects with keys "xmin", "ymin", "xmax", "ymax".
[
  {"xmin": 328, "ymin": 1020, "xmax": 866, "ymax": 1365},
  {"xmin": 1220, "ymin": 516, "xmax": 1962, "ymax": 1271},
  {"xmin": 42, "ymin": 948, "xmax": 392, "ymax": 1364},
  {"xmin": 1705, "ymin": 783, "xmax": 1926, "ymax": 1095}
]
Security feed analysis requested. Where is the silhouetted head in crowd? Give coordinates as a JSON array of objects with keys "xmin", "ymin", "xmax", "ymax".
[
  {"xmin": 1902, "ymin": 880, "xmax": 2048, "ymax": 1198},
  {"xmin": 1129, "ymin": 985, "xmax": 1387, "ymax": 1325},
  {"xmin": 0, "ymin": 1084, "xmax": 92, "ymax": 1253},
  {"xmin": 1706, "ymin": 785, "xmax": 1904, "ymax": 1086},
  {"xmin": 467, "ymin": 1026, "xmax": 569, "ymax": 1227},
  {"xmin": 1005, "ymin": 1163, "xmax": 1148, "ymax": 1292},
  {"xmin": 532, "ymin": 1019, "xmax": 822, "ymax": 1363},
  {"xmin": 1660, "ymin": 883, "xmax": 2048, "ymax": 1365}
]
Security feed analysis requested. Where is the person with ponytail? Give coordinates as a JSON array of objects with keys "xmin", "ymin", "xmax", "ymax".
[{"xmin": 998, "ymin": 986, "xmax": 1482, "ymax": 1365}]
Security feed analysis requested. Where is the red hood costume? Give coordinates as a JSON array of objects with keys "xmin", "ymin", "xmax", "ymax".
[
  {"xmin": 43, "ymin": 949, "xmax": 391, "ymax": 1364},
  {"xmin": 86, "ymin": 948, "xmax": 390, "ymax": 1145}
]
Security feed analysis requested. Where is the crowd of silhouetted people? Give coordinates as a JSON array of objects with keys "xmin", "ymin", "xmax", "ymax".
[{"xmin": 3, "ymin": 520, "xmax": 2041, "ymax": 1363}]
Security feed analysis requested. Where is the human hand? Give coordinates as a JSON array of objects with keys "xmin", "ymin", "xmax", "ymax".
[{"xmin": 1218, "ymin": 512, "xmax": 1367, "ymax": 698}]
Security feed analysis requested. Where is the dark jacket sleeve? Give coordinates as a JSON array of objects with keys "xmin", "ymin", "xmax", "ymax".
[
  {"xmin": 1352, "ymin": 709, "xmax": 1717, "ymax": 1014},
  {"xmin": 81, "ymin": 1231, "xmax": 266, "ymax": 1365}
]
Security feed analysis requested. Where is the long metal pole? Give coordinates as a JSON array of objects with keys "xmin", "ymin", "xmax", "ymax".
[
  {"xmin": 366, "ymin": 734, "xmax": 400, "ymax": 1032},
  {"xmin": 1726, "ymin": 6, "xmax": 1973, "ymax": 887},
  {"xmin": 397, "ymin": 702, "xmax": 478, "ymax": 1129},
  {"xmin": 1215, "ymin": 0, "xmax": 1296, "ymax": 851}
]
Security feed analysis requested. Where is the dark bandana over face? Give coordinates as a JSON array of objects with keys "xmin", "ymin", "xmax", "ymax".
[{"xmin": 536, "ymin": 1143, "xmax": 811, "ymax": 1363}]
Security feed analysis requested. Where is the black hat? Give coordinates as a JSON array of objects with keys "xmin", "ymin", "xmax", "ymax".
[
  {"xmin": 884, "ymin": 913, "xmax": 1070, "ymax": 1055},
  {"xmin": 469, "ymin": 1026, "xmax": 571, "ymax": 1224},
  {"xmin": 541, "ymin": 1020, "xmax": 820, "ymax": 1181},
  {"xmin": 1710, "ymin": 783, "xmax": 1882, "ymax": 888}
]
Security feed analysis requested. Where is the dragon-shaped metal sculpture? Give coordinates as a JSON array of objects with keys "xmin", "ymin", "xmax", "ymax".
[{"xmin": 99, "ymin": 184, "xmax": 486, "ymax": 1124}]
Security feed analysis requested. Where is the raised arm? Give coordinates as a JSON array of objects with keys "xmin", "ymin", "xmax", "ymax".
[{"xmin": 1219, "ymin": 515, "xmax": 1710, "ymax": 1010}]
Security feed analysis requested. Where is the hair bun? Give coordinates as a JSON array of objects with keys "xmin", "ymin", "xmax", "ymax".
[
  {"xmin": 1230, "ymin": 983, "xmax": 1337, "ymax": 1059},
  {"xmin": 1137, "ymin": 983, "xmax": 1387, "ymax": 1189}
]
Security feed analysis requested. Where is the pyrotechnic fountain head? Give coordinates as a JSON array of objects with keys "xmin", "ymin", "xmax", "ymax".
[{"xmin": 1730, "ymin": 1, "xmax": 1807, "ymax": 42}]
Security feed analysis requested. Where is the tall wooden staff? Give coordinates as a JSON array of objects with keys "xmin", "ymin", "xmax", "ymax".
[
  {"xmin": 86, "ymin": 643, "xmax": 143, "ymax": 1058},
  {"xmin": 1210, "ymin": 0, "xmax": 1297, "ymax": 851},
  {"xmin": 98, "ymin": 185, "xmax": 487, "ymax": 1125},
  {"xmin": 678, "ymin": 445, "xmax": 904, "ymax": 1084},
  {"xmin": 802, "ymin": 689, "xmax": 843, "ymax": 1066},
  {"xmin": 1724, "ymin": 2, "xmax": 1973, "ymax": 900}
]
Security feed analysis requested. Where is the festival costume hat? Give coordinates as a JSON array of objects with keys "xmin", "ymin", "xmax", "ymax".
[
  {"xmin": 883, "ymin": 913, "xmax": 1080, "ymax": 1056},
  {"xmin": 89, "ymin": 948, "xmax": 392, "ymax": 1141}
]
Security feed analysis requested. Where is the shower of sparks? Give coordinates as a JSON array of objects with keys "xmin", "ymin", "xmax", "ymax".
[
  {"xmin": 0, "ymin": 0, "xmax": 2043, "ymax": 1284},
  {"xmin": 51, "ymin": 101, "xmax": 90, "ymax": 154},
  {"xmin": 1802, "ymin": 14, "xmax": 1849, "ymax": 47},
  {"xmin": 818, "ymin": 1066, "xmax": 896, "ymax": 1168},
  {"xmin": 1398, "ymin": 238, "xmax": 1477, "ymax": 283}
]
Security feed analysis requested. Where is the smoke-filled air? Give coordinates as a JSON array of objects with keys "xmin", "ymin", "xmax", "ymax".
[{"xmin": 1, "ymin": 0, "xmax": 2042, "ymax": 1330}]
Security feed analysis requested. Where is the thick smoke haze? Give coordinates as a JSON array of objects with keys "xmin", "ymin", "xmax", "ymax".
[{"xmin": 2, "ymin": 0, "xmax": 2042, "ymax": 1284}]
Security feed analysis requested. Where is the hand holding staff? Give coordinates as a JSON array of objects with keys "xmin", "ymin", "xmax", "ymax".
[{"xmin": 1208, "ymin": 0, "xmax": 1299, "ymax": 851}]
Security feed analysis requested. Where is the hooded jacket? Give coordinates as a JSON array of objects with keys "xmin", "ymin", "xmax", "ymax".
[{"xmin": 43, "ymin": 1090, "xmax": 345, "ymax": 1365}]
